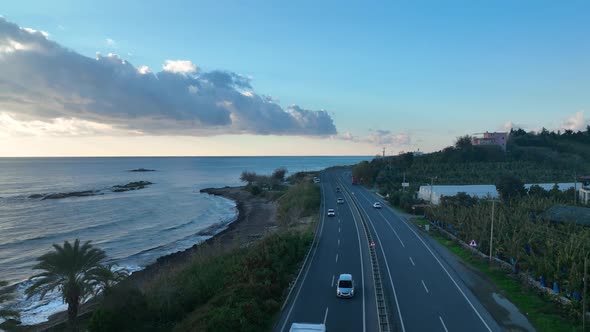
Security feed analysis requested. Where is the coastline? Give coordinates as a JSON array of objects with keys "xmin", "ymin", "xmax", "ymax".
[
  {"xmin": 33, "ymin": 185, "xmax": 278, "ymax": 331},
  {"xmin": 129, "ymin": 185, "xmax": 277, "ymax": 288}
]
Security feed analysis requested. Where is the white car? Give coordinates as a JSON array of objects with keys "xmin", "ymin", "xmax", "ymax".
[
  {"xmin": 373, "ymin": 202, "xmax": 382, "ymax": 209},
  {"xmin": 337, "ymin": 198, "xmax": 344, "ymax": 204},
  {"xmin": 327, "ymin": 209, "xmax": 335, "ymax": 216},
  {"xmin": 290, "ymin": 323, "xmax": 326, "ymax": 332},
  {"xmin": 336, "ymin": 273, "xmax": 355, "ymax": 298}
]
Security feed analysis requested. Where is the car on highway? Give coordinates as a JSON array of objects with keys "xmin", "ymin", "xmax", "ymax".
[
  {"xmin": 327, "ymin": 208, "xmax": 335, "ymax": 216},
  {"xmin": 337, "ymin": 198, "xmax": 344, "ymax": 204},
  {"xmin": 336, "ymin": 273, "xmax": 355, "ymax": 298},
  {"xmin": 373, "ymin": 202, "xmax": 382, "ymax": 209},
  {"xmin": 313, "ymin": 177, "xmax": 320, "ymax": 184},
  {"xmin": 289, "ymin": 323, "xmax": 326, "ymax": 332},
  {"xmin": 335, "ymin": 186, "xmax": 341, "ymax": 192}
]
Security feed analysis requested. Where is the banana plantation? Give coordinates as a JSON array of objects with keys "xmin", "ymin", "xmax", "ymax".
[{"xmin": 426, "ymin": 195, "xmax": 589, "ymax": 309}]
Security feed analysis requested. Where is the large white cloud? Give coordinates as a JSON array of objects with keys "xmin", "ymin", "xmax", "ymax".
[
  {"xmin": 560, "ymin": 111, "xmax": 586, "ymax": 131},
  {"xmin": 0, "ymin": 18, "xmax": 337, "ymax": 137}
]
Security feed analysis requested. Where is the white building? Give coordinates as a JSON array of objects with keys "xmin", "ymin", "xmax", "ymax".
[
  {"xmin": 418, "ymin": 185, "xmax": 498, "ymax": 205},
  {"xmin": 524, "ymin": 183, "xmax": 582, "ymax": 192}
]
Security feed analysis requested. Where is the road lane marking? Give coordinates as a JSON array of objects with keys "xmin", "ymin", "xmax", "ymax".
[
  {"xmin": 339, "ymin": 227, "xmax": 341, "ymax": 233},
  {"xmin": 421, "ymin": 280, "xmax": 429, "ymax": 294},
  {"xmin": 279, "ymin": 174, "xmax": 327, "ymax": 332},
  {"xmin": 439, "ymin": 316, "xmax": 449, "ymax": 332},
  {"xmin": 409, "ymin": 257, "xmax": 415, "ymax": 266},
  {"xmin": 338, "ymin": 179, "xmax": 367, "ymax": 332},
  {"xmin": 377, "ymin": 210, "xmax": 405, "ymax": 248},
  {"xmin": 338, "ymin": 239, "xmax": 340, "ymax": 246},
  {"xmin": 364, "ymin": 189, "xmax": 493, "ymax": 332},
  {"xmin": 335, "ymin": 253, "xmax": 339, "ymax": 263},
  {"xmin": 324, "ymin": 307, "xmax": 329, "ymax": 325},
  {"xmin": 356, "ymin": 202, "xmax": 406, "ymax": 332},
  {"xmin": 331, "ymin": 275, "xmax": 335, "ymax": 287}
]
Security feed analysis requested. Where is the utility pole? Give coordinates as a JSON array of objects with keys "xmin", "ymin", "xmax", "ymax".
[
  {"xmin": 575, "ymin": 170, "xmax": 578, "ymax": 206},
  {"xmin": 489, "ymin": 200, "xmax": 495, "ymax": 262},
  {"xmin": 574, "ymin": 170, "xmax": 578, "ymax": 206},
  {"xmin": 584, "ymin": 257, "xmax": 588, "ymax": 331},
  {"xmin": 429, "ymin": 176, "xmax": 436, "ymax": 204},
  {"xmin": 382, "ymin": 147, "xmax": 385, "ymax": 158}
]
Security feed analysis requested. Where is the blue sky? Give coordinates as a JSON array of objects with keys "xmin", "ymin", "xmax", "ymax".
[{"xmin": 0, "ymin": 1, "xmax": 589, "ymax": 156}]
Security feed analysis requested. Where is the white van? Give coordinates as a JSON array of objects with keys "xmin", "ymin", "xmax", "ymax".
[{"xmin": 290, "ymin": 323, "xmax": 326, "ymax": 332}]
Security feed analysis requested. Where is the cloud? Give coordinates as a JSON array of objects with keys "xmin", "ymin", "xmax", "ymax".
[
  {"xmin": 0, "ymin": 18, "xmax": 336, "ymax": 137},
  {"xmin": 163, "ymin": 60, "xmax": 198, "ymax": 74},
  {"xmin": 560, "ymin": 111, "xmax": 586, "ymax": 131},
  {"xmin": 500, "ymin": 121, "xmax": 525, "ymax": 131},
  {"xmin": 333, "ymin": 129, "xmax": 411, "ymax": 146},
  {"xmin": 105, "ymin": 38, "xmax": 116, "ymax": 47}
]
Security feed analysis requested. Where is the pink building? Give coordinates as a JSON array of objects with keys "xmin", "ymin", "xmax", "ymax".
[{"xmin": 471, "ymin": 132, "xmax": 508, "ymax": 150}]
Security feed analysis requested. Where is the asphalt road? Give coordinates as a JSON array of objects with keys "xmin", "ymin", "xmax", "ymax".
[
  {"xmin": 335, "ymin": 170, "xmax": 503, "ymax": 332},
  {"xmin": 275, "ymin": 170, "xmax": 379, "ymax": 332}
]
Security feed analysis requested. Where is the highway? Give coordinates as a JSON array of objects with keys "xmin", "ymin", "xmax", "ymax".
[
  {"xmin": 335, "ymin": 170, "xmax": 503, "ymax": 332},
  {"xmin": 275, "ymin": 170, "xmax": 379, "ymax": 332}
]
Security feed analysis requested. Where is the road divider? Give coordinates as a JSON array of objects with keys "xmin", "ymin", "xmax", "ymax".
[{"xmin": 338, "ymin": 178, "xmax": 391, "ymax": 332}]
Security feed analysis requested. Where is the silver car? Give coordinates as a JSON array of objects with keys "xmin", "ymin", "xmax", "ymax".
[{"xmin": 336, "ymin": 274, "xmax": 354, "ymax": 298}]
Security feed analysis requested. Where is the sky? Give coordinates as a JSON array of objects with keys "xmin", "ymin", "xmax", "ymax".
[{"xmin": 0, "ymin": 0, "xmax": 588, "ymax": 156}]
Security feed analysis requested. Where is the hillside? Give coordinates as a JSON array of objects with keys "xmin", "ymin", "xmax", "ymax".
[{"xmin": 353, "ymin": 128, "xmax": 590, "ymax": 191}]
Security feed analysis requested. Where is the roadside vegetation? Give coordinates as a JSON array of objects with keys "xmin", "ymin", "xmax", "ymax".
[
  {"xmin": 86, "ymin": 171, "xmax": 318, "ymax": 331},
  {"xmin": 353, "ymin": 128, "xmax": 589, "ymax": 212},
  {"xmin": 414, "ymin": 217, "xmax": 581, "ymax": 332},
  {"xmin": 353, "ymin": 128, "xmax": 590, "ymax": 330}
]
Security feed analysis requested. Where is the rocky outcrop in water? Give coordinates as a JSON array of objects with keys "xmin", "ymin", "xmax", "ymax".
[
  {"xmin": 28, "ymin": 181, "xmax": 154, "ymax": 200},
  {"xmin": 111, "ymin": 181, "xmax": 153, "ymax": 192},
  {"xmin": 128, "ymin": 168, "xmax": 156, "ymax": 172}
]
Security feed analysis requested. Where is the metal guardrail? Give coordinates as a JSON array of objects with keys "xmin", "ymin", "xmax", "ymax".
[{"xmin": 339, "ymin": 179, "xmax": 390, "ymax": 332}]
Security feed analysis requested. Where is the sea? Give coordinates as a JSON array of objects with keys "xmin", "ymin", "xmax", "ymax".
[{"xmin": 0, "ymin": 156, "xmax": 368, "ymax": 325}]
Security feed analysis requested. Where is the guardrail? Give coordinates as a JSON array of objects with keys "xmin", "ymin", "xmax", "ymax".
[{"xmin": 338, "ymin": 178, "xmax": 391, "ymax": 332}]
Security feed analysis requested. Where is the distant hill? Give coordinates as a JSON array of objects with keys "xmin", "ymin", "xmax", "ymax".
[{"xmin": 353, "ymin": 128, "xmax": 590, "ymax": 192}]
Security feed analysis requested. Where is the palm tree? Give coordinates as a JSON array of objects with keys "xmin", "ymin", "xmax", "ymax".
[
  {"xmin": 88, "ymin": 264, "xmax": 128, "ymax": 296},
  {"xmin": 25, "ymin": 239, "xmax": 107, "ymax": 329},
  {"xmin": 0, "ymin": 280, "xmax": 20, "ymax": 327}
]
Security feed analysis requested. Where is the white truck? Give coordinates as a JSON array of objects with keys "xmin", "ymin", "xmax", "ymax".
[{"xmin": 289, "ymin": 323, "xmax": 326, "ymax": 332}]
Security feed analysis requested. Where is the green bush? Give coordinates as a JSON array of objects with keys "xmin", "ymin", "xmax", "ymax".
[{"xmin": 89, "ymin": 231, "xmax": 313, "ymax": 332}]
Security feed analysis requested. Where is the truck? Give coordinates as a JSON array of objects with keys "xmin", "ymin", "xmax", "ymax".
[
  {"xmin": 289, "ymin": 323, "xmax": 327, "ymax": 332},
  {"xmin": 351, "ymin": 176, "xmax": 358, "ymax": 185}
]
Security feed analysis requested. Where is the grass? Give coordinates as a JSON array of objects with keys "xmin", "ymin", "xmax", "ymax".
[{"xmin": 413, "ymin": 217, "xmax": 584, "ymax": 332}]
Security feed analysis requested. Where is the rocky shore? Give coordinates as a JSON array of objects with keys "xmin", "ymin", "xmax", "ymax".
[
  {"xmin": 32, "ymin": 185, "xmax": 278, "ymax": 331},
  {"xmin": 129, "ymin": 185, "xmax": 277, "ymax": 288}
]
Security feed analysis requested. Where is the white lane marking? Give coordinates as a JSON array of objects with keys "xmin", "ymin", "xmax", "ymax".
[
  {"xmin": 338, "ymin": 239, "xmax": 340, "ymax": 246},
  {"xmin": 335, "ymin": 253, "xmax": 339, "ymax": 263},
  {"xmin": 409, "ymin": 257, "xmax": 415, "ymax": 266},
  {"xmin": 339, "ymin": 179, "xmax": 366, "ymax": 332},
  {"xmin": 339, "ymin": 227, "xmax": 341, "ymax": 233},
  {"xmin": 363, "ymin": 189, "xmax": 493, "ymax": 332},
  {"xmin": 439, "ymin": 316, "xmax": 449, "ymax": 332},
  {"xmin": 421, "ymin": 280, "xmax": 429, "ymax": 294},
  {"xmin": 279, "ymin": 175, "xmax": 327, "ymax": 332},
  {"xmin": 324, "ymin": 307, "xmax": 329, "ymax": 325},
  {"xmin": 331, "ymin": 275, "xmax": 335, "ymax": 287},
  {"xmin": 356, "ymin": 201, "xmax": 406, "ymax": 332},
  {"xmin": 377, "ymin": 210, "xmax": 405, "ymax": 248}
]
